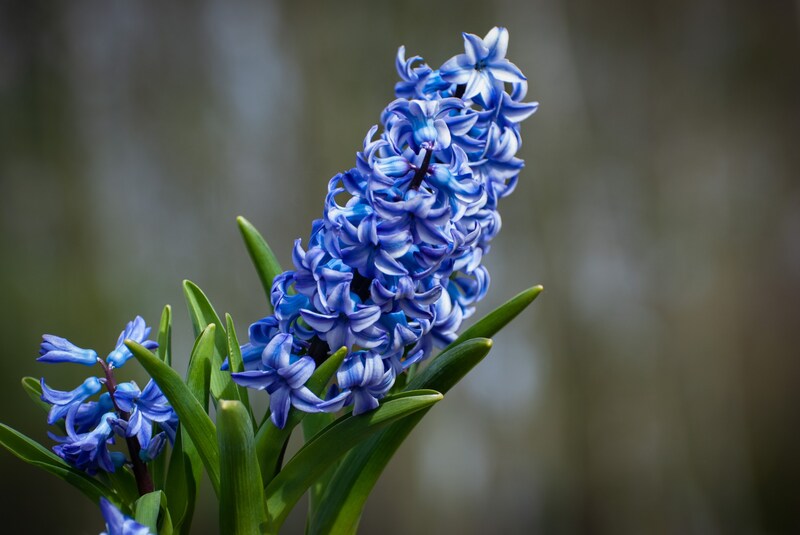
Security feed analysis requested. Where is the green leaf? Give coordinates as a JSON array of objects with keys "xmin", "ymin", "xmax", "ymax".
[
  {"xmin": 182, "ymin": 279, "xmax": 239, "ymax": 402},
  {"xmin": 301, "ymin": 412, "xmax": 335, "ymax": 521},
  {"xmin": 186, "ymin": 324, "xmax": 214, "ymax": 413},
  {"xmin": 163, "ymin": 322, "xmax": 213, "ymax": 532},
  {"xmin": 447, "ymin": 285, "xmax": 543, "ymax": 349},
  {"xmin": 103, "ymin": 467, "xmax": 140, "ymax": 506},
  {"xmin": 22, "ymin": 377, "xmax": 67, "ymax": 434},
  {"xmin": 308, "ymin": 338, "xmax": 494, "ymax": 535},
  {"xmin": 237, "ymin": 215, "xmax": 283, "ymax": 306},
  {"xmin": 126, "ymin": 339, "xmax": 221, "ymax": 497},
  {"xmin": 254, "ymin": 346, "xmax": 347, "ymax": 487},
  {"xmin": 134, "ymin": 490, "xmax": 164, "ymax": 532},
  {"xmin": 264, "ymin": 390, "xmax": 443, "ymax": 533},
  {"xmin": 21, "ymin": 376, "xmax": 51, "ymax": 416},
  {"xmin": 0, "ymin": 423, "xmax": 121, "ymax": 509},
  {"xmin": 164, "ymin": 430, "xmax": 199, "ymax": 535},
  {"xmin": 217, "ymin": 400, "xmax": 266, "ymax": 535},
  {"xmin": 160, "ymin": 501, "xmax": 174, "ymax": 535},
  {"xmin": 150, "ymin": 307, "xmax": 174, "ymax": 492},
  {"xmin": 224, "ymin": 313, "xmax": 253, "ymax": 423},
  {"xmin": 157, "ymin": 305, "xmax": 173, "ymax": 366}
]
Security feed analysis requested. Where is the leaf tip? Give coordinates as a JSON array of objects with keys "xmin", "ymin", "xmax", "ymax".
[
  {"xmin": 218, "ymin": 399, "xmax": 238, "ymax": 411},
  {"xmin": 236, "ymin": 216, "xmax": 254, "ymax": 233},
  {"xmin": 21, "ymin": 376, "xmax": 36, "ymax": 387},
  {"xmin": 123, "ymin": 338, "xmax": 142, "ymax": 351}
]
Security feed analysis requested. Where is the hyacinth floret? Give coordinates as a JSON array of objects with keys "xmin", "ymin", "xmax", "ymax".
[
  {"xmin": 99, "ymin": 498, "xmax": 154, "ymax": 535},
  {"xmin": 230, "ymin": 333, "xmax": 326, "ymax": 429},
  {"xmin": 231, "ymin": 27, "xmax": 536, "ymax": 428},
  {"xmin": 37, "ymin": 317, "xmax": 177, "ymax": 476}
]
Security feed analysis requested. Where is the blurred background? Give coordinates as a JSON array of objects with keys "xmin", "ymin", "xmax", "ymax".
[{"xmin": 1, "ymin": 1, "xmax": 798, "ymax": 533}]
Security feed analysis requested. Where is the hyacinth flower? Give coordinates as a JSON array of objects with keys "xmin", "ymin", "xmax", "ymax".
[
  {"xmin": 99, "ymin": 498, "xmax": 154, "ymax": 535},
  {"xmin": 318, "ymin": 350, "xmax": 396, "ymax": 415},
  {"xmin": 230, "ymin": 333, "xmax": 326, "ymax": 429},
  {"xmin": 232, "ymin": 26, "xmax": 537, "ymax": 429},
  {"xmin": 0, "ymin": 27, "xmax": 542, "ymax": 535},
  {"xmin": 439, "ymin": 26, "xmax": 527, "ymax": 103},
  {"xmin": 35, "ymin": 317, "xmax": 177, "ymax": 494}
]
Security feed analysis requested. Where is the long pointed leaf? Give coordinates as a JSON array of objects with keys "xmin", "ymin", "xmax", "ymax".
[
  {"xmin": 183, "ymin": 280, "xmax": 239, "ymax": 402},
  {"xmin": 0, "ymin": 423, "xmax": 121, "ymax": 509},
  {"xmin": 134, "ymin": 490, "xmax": 164, "ymax": 532},
  {"xmin": 164, "ymin": 430, "xmax": 198, "ymax": 535},
  {"xmin": 157, "ymin": 304, "xmax": 173, "ymax": 366},
  {"xmin": 237, "ymin": 215, "xmax": 283, "ymax": 305},
  {"xmin": 21, "ymin": 376, "xmax": 52, "ymax": 416},
  {"xmin": 302, "ymin": 411, "xmax": 336, "ymax": 521},
  {"xmin": 264, "ymin": 390, "xmax": 443, "ymax": 533},
  {"xmin": 254, "ymin": 346, "xmax": 347, "ymax": 487},
  {"xmin": 164, "ymin": 322, "xmax": 213, "ymax": 531},
  {"xmin": 151, "ymin": 305, "xmax": 174, "ymax": 491},
  {"xmin": 102, "ymin": 467, "xmax": 139, "ymax": 506},
  {"xmin": 224, "ymin": 314, "xmax": 253, "ymax": 423},
  {"xmin": 448, "ymin": 285, "xmax": 543, "ymax": 349},
  {"xmin": 309, "ymin": 338, "xmax": 494, "ymax": 535},
  {"xmin": 218, "ymin": 400, "xmax": 266, "ymax": 535},
  {"xmin": 126, "ymin": 339, "xmax": 221, "ymax": 496}
]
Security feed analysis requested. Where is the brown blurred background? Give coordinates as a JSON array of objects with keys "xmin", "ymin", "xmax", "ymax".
[{"xmin": 1, "ymin": 1, "xmax": 799, "ymax": 533}]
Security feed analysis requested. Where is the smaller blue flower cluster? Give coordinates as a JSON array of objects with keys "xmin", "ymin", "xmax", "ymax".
[
  {"xmin": 38, "ymin": 317, "xmax": 177, "ymax": 475},
  {"xmin": 231, "ymin": 27, "xmax": 537, "ymax": 428}
]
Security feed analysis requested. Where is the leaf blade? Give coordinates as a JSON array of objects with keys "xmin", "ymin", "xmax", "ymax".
[
  {"xmin": 253, "ymin": 346, "xmax": 347, "ymax": 487},
  {"xmin": 126, "ymin": 339, "xmax": 221, "ymax": 496},
  {"xmin": 21, "ymin": 376, "xmax": 51, "ymax": 416},
  {"xmin": 157, "ymin": 304, "xmax": 173, "ymax": 366},
  {"xmin": 217, "ymin": 400, "xmax": 266, "ymax": 535},
  {"xmin": 264, "ymin": 390, "xmax": 443, "ymax": 533},
  {"xmin": 236, "ymin": 215, "xmax": 283, "ymax": 306},
  {"xmin": 224, "ymin": 314, "xmax": 253, "ymax": 423},
  {"xmin": 163, "ymin": 322, "xmax": 213, "ymax": 532},
  {"xmin": 309, "ymin": 338, "xmax": 494, "ymax": 535},
  {"xmin": 0, "ymin": 423, "xmax": 120, "ymax": 508},
  {"xmin": 182, "ymin": 280, "xmax": 238, "ymax": 402},
  {"xmin": 134, "ymin": 490, "xmax": 164, "ymax": 532},
  {"xmin": 448, "ymin": 285, "xmax": 543, "ymax": 349}
]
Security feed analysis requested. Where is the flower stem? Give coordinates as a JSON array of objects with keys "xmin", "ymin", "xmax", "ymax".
[
  {"xmin": 409, "ymin": 148, "xmax": 432, "ymax": 190},
  {"xmin": 98, "ymin": 360, "xmax": 154, "ymax": 496}
]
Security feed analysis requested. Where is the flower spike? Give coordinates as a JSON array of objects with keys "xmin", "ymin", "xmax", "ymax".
[{"xmin": 232, "ymin": 27, "xmax": 536, "ymax": 420}]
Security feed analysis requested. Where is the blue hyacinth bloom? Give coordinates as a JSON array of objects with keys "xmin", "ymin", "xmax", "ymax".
[
  {"xmin": 300, "ymin": 282, "xmax": 385, "ymax": 351},
  {"xmin": 38, "ymin": 316, "xmax": 174, "ymax": 473},
  {"xmin": 72, "ymin": 393, "xmax": 115, "ymax": 434},
  {"xmin": 113, "ymin": 379, "xmax": 178, "ymax": 449},
  {"xmin": 440, "ymin": 27, "xmax": 526, "ymax": 103},
  {"xmin": 319, "ymin": 351, "xmax": 395, "ymax": 415},
  {"xmin": 232, "ymin": 27, "xmax": 535, "ymax": 418},
  {"xmin": 51, "ymin": 412, "xmax": 121, "ymax": 475},
  {"xmin": 230, "ymin": 333, "xmax": 324, "ymax": 429},
  {"xmin": 40, "ymin": 376, "xmax": 103, "ymax": 425},
  {"xmin": 99, "ymin": 498, "xmax": 154, "ymax": 535},
  {"xmin": 38, "ymin": 335, "xmax": 98, "ymax": 366},
  {"xmin": 106, "ymin": 316, "xmax": 159, "ymax": 368}
]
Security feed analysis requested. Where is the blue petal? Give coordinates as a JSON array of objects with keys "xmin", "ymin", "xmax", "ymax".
[
  {"xmin": 231, "ymin": 370, "xmax": 278, "ymax": 390},
  {"xmin": 269, "ymin": 387, "xmax": 293, "ymax": 429},
  {"xmin": 484, "ymin": 27, "xmax": 508, "ymax": 63}
]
